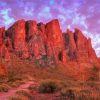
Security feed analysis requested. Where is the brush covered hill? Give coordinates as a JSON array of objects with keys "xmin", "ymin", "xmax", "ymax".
[{"xmin": 0, "ymin": 19, "xmax": 100, "ymax": 81}]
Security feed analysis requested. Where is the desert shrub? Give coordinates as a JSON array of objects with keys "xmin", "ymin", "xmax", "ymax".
[
  {"xmin": 78, "ymin": 93, "xmax": 94, "ymax": 100},
  {"xmin": 16, "ymin": 90, "xmax": 34, "ymax": 100},
  {"xmin": 60, "ymin": 88, "xmax": 75, "ymax": 100},
  {"xmin": 28, "ymin": 84, "xmax": 37, "ymax": 91},
  {"xmin": 34, "ymin": 59, "xmax": 40, "ymax": 66},
  {"xmin": 38, "ymin": 80, "xmax": 58, "ymax": 93},
  {"xmin": 9, "ymin": 95, "xmax": 29, "ymax": 100},
  {"xmin": 8, "ymin": 80, "xmax": 25, "ymax": 88},
  {"xmin": 0, "ymin": 84, "xmax": 10, "ymax": 92},
  {"xmin": 7, "ymin": 71, "xmax": 23, "ymax": 82},
  {"xmin": 77, "ymin": 88, "xmax": 100, "ymax": 100}
]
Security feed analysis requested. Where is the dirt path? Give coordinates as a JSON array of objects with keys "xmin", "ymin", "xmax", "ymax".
[{"xmin": 0, "ymin": 81, "xmax": 35, "ymax": 100}]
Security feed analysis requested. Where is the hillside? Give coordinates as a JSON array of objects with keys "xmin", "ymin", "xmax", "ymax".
[
  {"xmin": 0, "ymin": 19, "xmax": 100, "ymax": 80},
  {"xmin": 0, "ymin": 19, "xmax": 100, "ymax": 100}
]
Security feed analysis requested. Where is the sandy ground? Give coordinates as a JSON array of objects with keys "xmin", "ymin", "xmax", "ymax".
[{"xmin": 0, "ymin": 81, "xmax": 35, "ymax": 100}]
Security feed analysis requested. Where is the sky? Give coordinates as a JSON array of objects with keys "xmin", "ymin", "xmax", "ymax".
[{"xmin": 0, "ymin": 0, "xmax": 100, "ymax": 57}]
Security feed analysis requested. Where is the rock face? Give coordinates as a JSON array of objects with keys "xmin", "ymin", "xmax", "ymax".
[
  {"xmin": 45, "ymin": 19, "xmax": 64, "ymax": 63},
  {"xmin": 98, "ymin": 58, "xmax": 100, "ymax": 65},
  {"xmin": 26, "ymin": 20, "xmax": 46, "ymax": 60},
  {"xmin": 74, "ymin": 29, "xmax": 90, "ymax": 62},
  {"xmin": 62, "ymin": 28, "xmax": 98, "ymax": 63},
  {"xmin": 26, "ymin": 20, "xmax": 38, "ymax": 41},
  {"xmin": 7, "ymin": 20, "xmax": 26, "ymax": 50},
  {"xmin": 7, "ymin": 19, "xmax": 29, "ymax": 58},
  {"xmin": 63, "ymin": 29, "xmax": 77, "ymax": 60},
  {"xmin": 0, "ymin": 19, "xmax": 98, "ymax": 64},
  {"xmin": 0, "ymin": 63, "xmax": 7, "ymax": 77},
  {"xmin": 0, "ymin": 27, "xmax": 10, "ymax": 61},
  {"xmin": 87, "ymin": 38, "xmax": 97, "ymax": 60},
  {"xmin": 0, "ymin": 27, "xmax": 5, "ymax": 45},
  {"xmin": 0, "ymin": 19, "xmax": 99, "ymax": 80}
]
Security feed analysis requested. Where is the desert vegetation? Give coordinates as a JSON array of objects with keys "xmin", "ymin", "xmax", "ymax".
[
  {"xmin": 0, "ymin": 55, "xmax": 100, "ymax": 100},
  {"xmin": 9, "ymin": 90, "xmax": 34, "ymax": 100}
]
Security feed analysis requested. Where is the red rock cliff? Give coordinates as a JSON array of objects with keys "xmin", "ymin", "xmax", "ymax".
[{"xmin": 0, "ymin": 19, "xmax": 98, "ymax": 66}]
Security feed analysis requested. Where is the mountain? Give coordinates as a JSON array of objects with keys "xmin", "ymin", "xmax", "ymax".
[{"xmin": 0, "ymin": 19, "xmax": 100, "ymax": 80}]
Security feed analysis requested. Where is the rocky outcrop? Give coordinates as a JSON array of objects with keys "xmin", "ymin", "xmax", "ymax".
[
  {"xmin": 45, "ymin": 19, "xmax": 65, "ymax": 63},
  {"xmin": 0, "ymin": 19, "xmax": 99, "ymax": 80},
  {"xmin": 7, "ymin": 20, "xmax": 26, "ymax": 50},
  {"xmin": 62, "ymin": 28, "xmax": 98, "ymax": 63},
  {"xmin": 0, "ymin": 27, "xmax": 10, "ymax": 61},
  {"xmin": 7, "ymin": 19, "xmax": 29, "ymax": 58},
  {"xmin": 0, "ymin": 27, "xmax": 5, "ymax": 45},
  {"xmin": 0, "ymin": 19, "xmax": 98, "ymax": 65},
  {"xmin": 87, "ymin": 38, "xmax": 97, "ymax": 61},
  {"xmin": 74, "ymin": 28, "xmax": 89, "ymax": 62},
  {"xmin": 0, "ymin": 44, "xmax": 10, "ymax": 61},
  {"xmin": 63, "ymin": 29, "xmax": 77, "ymax": 60},
  {"xmin": 26, "ymin": 20, "xmax": 38, "ymax": 41},
  {"xmin": 26, "ymin": 20, "xmax": 46, "ymax": 60}
]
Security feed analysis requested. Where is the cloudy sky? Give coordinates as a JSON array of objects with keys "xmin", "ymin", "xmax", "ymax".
[{"xmin": 0, "ymin": 0, "xmax": 100, "ymax": 56}]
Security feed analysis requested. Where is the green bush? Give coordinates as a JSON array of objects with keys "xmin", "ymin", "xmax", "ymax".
[{"xmin": 38, "ymin": 80, "xmax": 58, "ymax": 93}]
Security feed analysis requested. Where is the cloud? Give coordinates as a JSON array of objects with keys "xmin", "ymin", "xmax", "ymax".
[
  {"xmin": 38, "ymin": 6, "xmax": 52, "ymax": 21},
  {"xmin": 72, "ymin": 13, "xmax": 88, "ymax": 29},
  {"xmin": 24, "ymin": 6, "xmax": 34, "ymax": 16},
  {"xmin": 0, "ymin": 8, "xmax": 15, "ymax": 27},
  {"xmin": 49, "ymin": 0, "xmax": 55, "ymax": 5},
  {"xmin": 83, "ymin": 30, "xmax": 100, "ymax": 57}
]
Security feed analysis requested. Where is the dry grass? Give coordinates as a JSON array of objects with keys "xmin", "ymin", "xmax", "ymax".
[
  {"xmin": 0, "ymin": 84, "xmax": 10, "ymax": 92},
  {"xmin": 9, "ymin": 95, "xmax": 30, "ymax": 100},
  {"xmin": 15, "ymin": 90, "xmax": 34, "ymax": 99},
  {"xmin": 8, "ymin": 80, "xmax": 25, "ymax": 88},
  {"xmin": 38, "ymin": 80, "xmax": 59, "ymax": 93},
  {"xmin": 0, "ymin": 54, "xmax": 99, "ymax": 99},
  {"xmin": 9, "ymin": 90, "xmax": 34, "ymax": 100}
]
